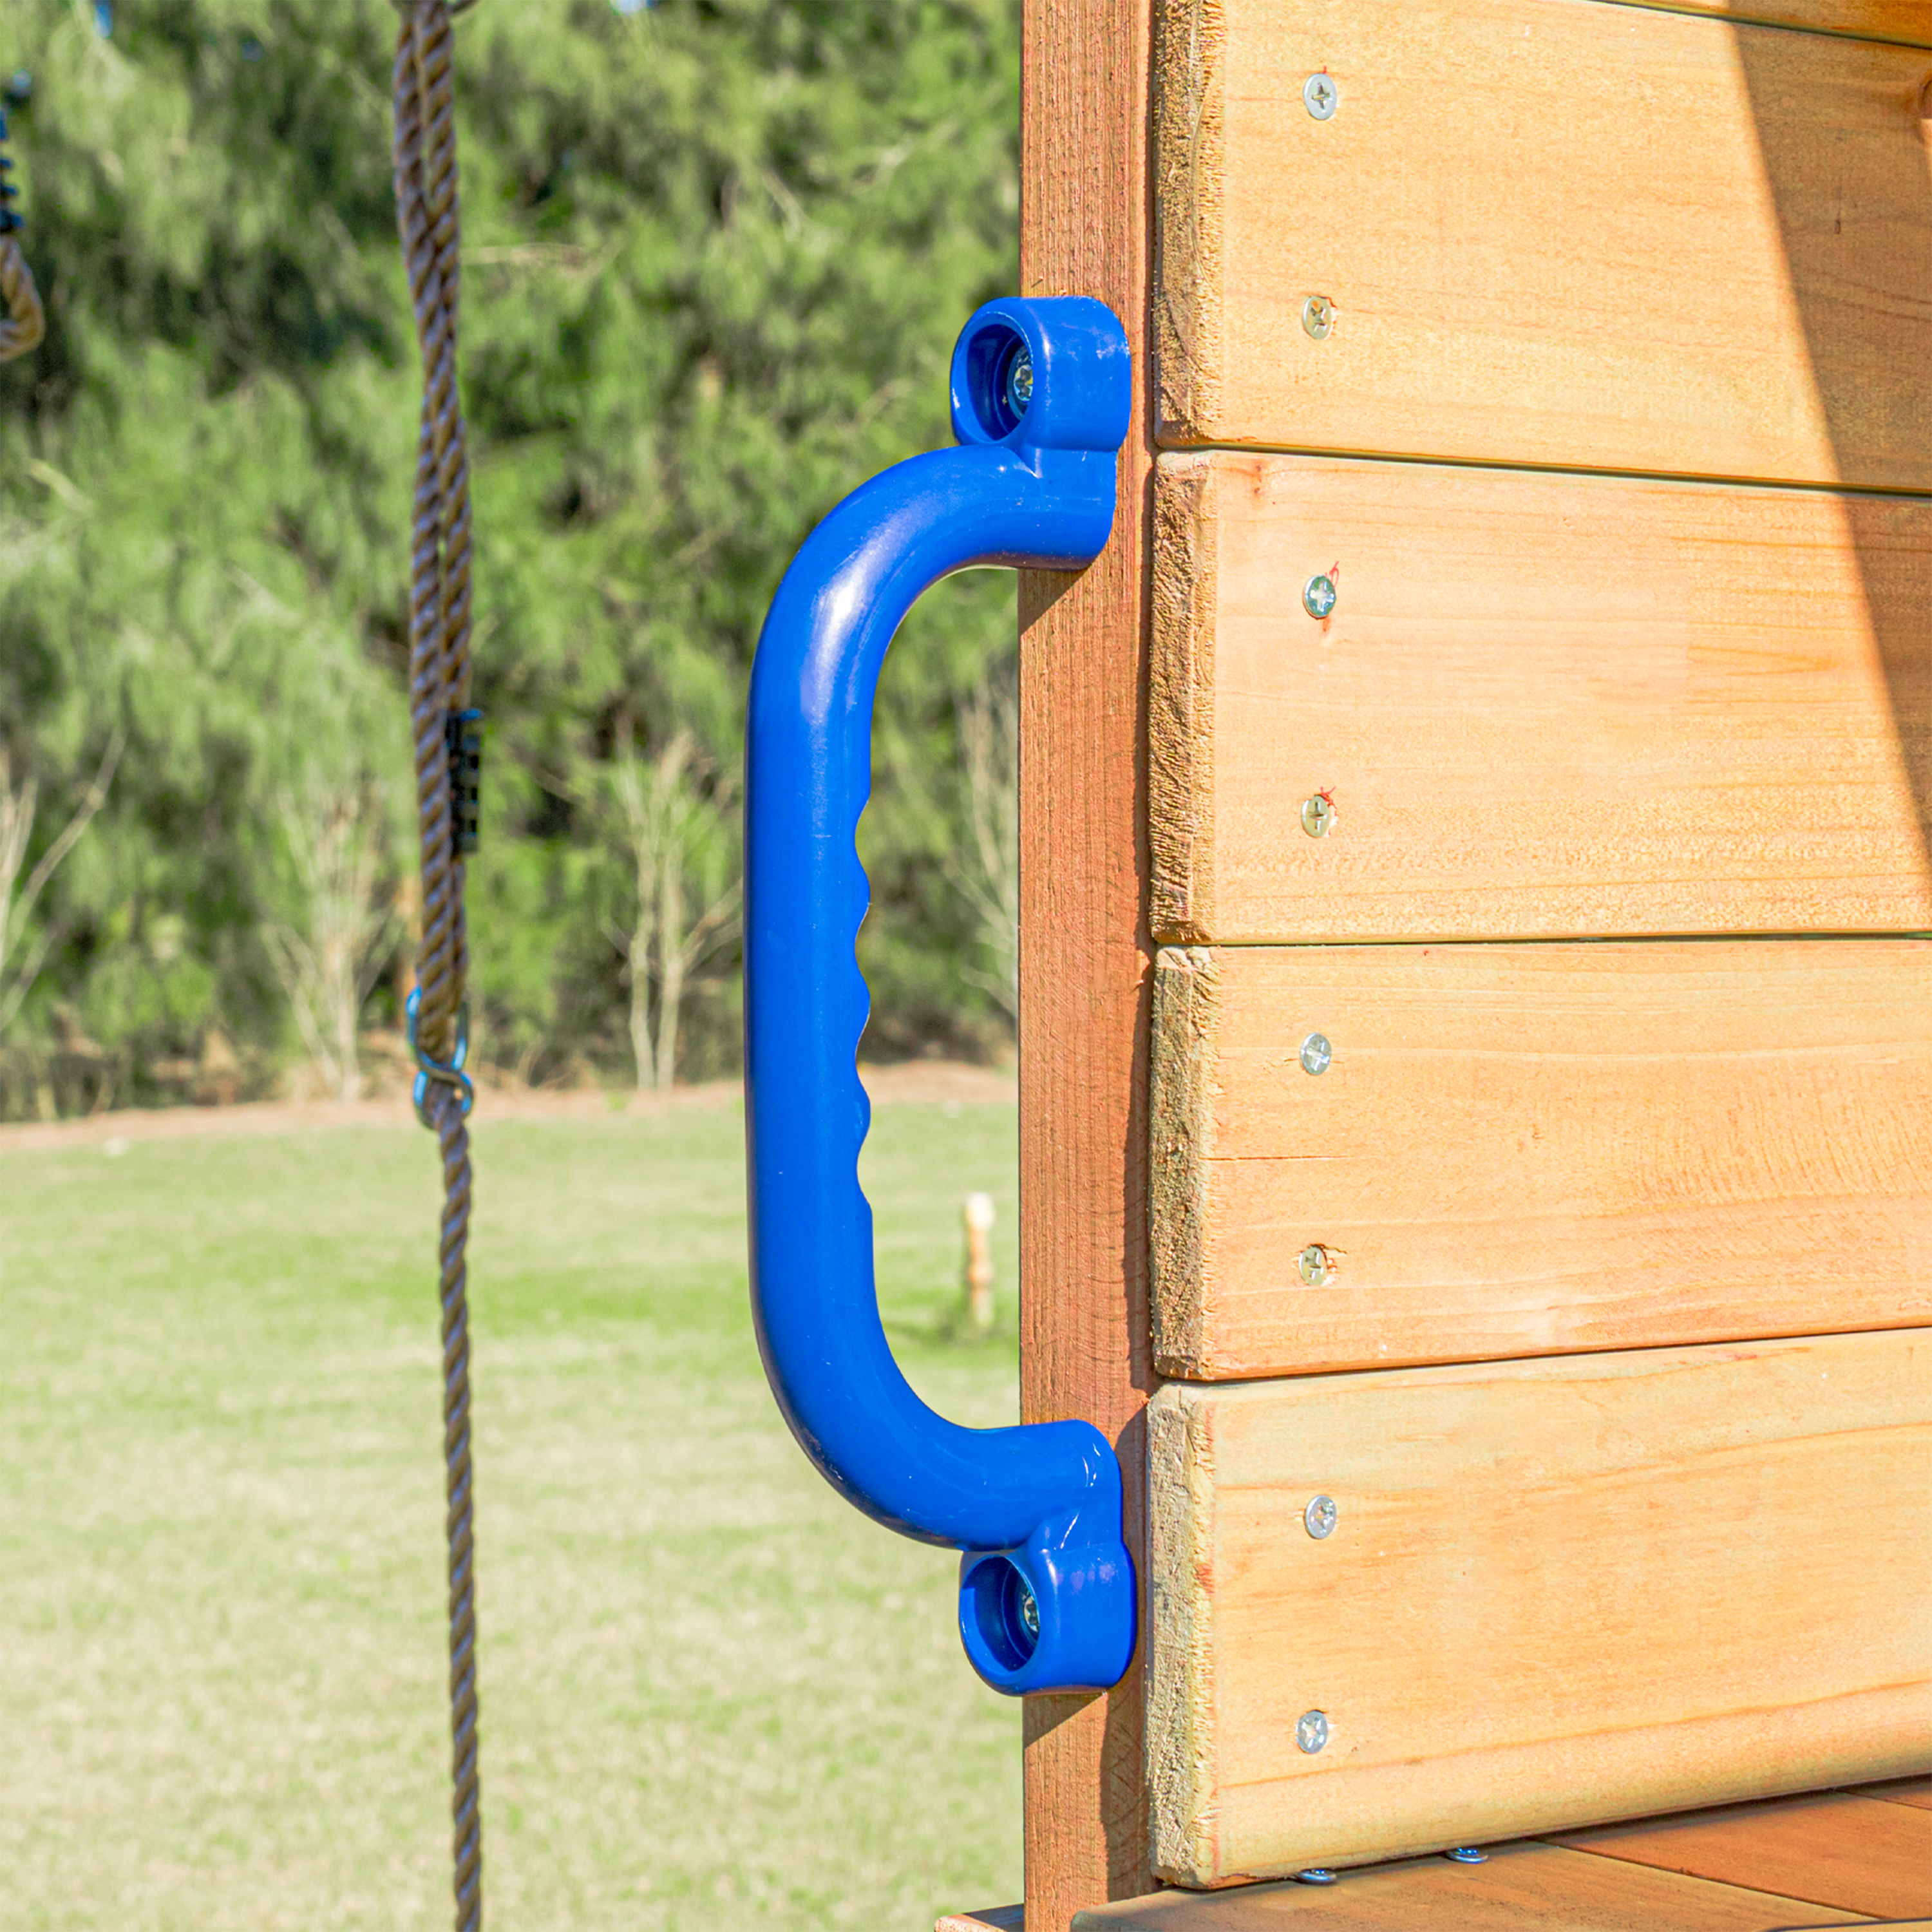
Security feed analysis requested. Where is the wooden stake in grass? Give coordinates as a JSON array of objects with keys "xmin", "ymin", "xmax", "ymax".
[{"xmin": 962, "ymin": 1191, "xmax": 996, "ymax": 1332}]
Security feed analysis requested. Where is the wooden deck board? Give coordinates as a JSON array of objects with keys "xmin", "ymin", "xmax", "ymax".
[
  {"xmin": 1852, "ymin": 1773, "xmax": 1932, "ymax": 1810},
  {"xmin": 943, "ymin": 1784, "xmax": 1932, "ymax": 1929},
  {"xmin": 1070, "ymin": 1840, "xmax": 1876, "ymax": 1928},
  {"xmin": 1553, "ymin": 1791, "xmax": 1932, "ymax": 1916}
]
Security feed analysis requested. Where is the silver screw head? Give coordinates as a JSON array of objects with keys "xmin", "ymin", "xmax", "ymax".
[
  {"xmin": 1005, "ymin": 346, "xmax": 1034, "ymax": 417},
  {"xmin": 1302, "ymin": 72, "xmax": 1337, "ymax": 119},
  {"xmin": 1300, "ymin": 794, "xmax": 1336, "ymax": 837},
  {"xmin": 1296, "ymin": 1710, "xmax": 1330, "ymax": 1754},
  {"xmin": 1299, "ymin": 1032, "xmax": 1332, "ymax": 1076},
  {"xmin": 1296, "ymin": 1870, "xmax": 1338, "ymax": 1886},
  {"xmin": 1303, "ymin": 1494, "xmax": 1338, "ymax": 1539},
  {"xmin": 1302, "ymin": 573, "xmax": 1338, "ymax": 620},
  {"xmin": 1298, "ymin": 1245, "xmax": 1331, "ymax": 1287},
  {"xmin": 1016, "ymin": 1574, "xmax": 1040, "ymax": 1638},
  {"xmin": 1302, "ymin": 294, "xmax": 1335, "ymax": 340},
  {"xmin": 1445, "ymin": 1848, "xmax": 1486, "ymax": 1865}
]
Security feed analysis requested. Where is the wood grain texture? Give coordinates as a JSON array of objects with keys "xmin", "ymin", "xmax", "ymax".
[
  {"xmin": 1148, "ymin": 451, "xmax": 1932, "ymax": 946},
  {"xmin": 1151, "ymin": 0, "xmax": 1932, "ymax": 486},
  {"xmin": 1599, "ymin": 0, "xmax": 1932, "ymax": 45},
  {"xmin": 1075, "ymin": 1841, "xmax": 1875, "ymax": 1928},
  {"xmin": 1020, "ymin": 0, "xmax": 1158, "ymax": 1920},
  {"xmin": 1149, "ymin": 938, "xmax": 1932, "ymax": 1379},
  {"xmin": 1148, "ymin": 947, "xmax": 1218, "ymax": 1373},
  {"xmin": 1554, "ymin": 1792, "xmax": 1932, "ymax": 1915},
  {"xmin": 1146, "ymin": 1331, "xmax": 1932, "ymax": 1884},
  {"xmin": 1148, "ymin": 455, "xmax": 1215, "ymax": 945},
  {"xmin": 1153, "ymin": 0, "xmax": 1222, "ymax": 449}
]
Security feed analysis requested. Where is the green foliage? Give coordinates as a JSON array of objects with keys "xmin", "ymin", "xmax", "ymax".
[{"xmin": 0, "ymin": 0, "xmax": 1022, "ymax": 1112}]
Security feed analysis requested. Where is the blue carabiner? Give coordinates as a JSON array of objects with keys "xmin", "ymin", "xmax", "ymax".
[
  {"xmin": 406, "ymin": 985, "xmax": 474, "ymax": 1128},
  {"xmin": 744, "ymin": 297, "xmax": 1135, "ymax": 1695}
]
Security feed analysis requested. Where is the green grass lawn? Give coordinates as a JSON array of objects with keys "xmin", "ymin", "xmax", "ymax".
[{"xmin": 0, "ymin": 1096, "xmax": 1023, "ymax": 1931}]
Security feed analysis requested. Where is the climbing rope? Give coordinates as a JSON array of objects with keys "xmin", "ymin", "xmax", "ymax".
[
  {"xmin": 0, "ymin": 104, "xmax": 45, "ymax": 364},
  {"xmin": 392, "ymin": 5, "xmax": 484, "ymax": 1927}
]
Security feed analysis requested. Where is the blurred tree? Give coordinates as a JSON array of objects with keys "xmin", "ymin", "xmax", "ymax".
[
  {"xmin": 264, "ymin": 775, "xmax": 396, "ymax": 1101},
  {"xmin": 0, "ymin": 0, "xmax": 1021, "ymax": 1113},
  {"xmin": 953, "ymin": 650, "xmax": 1018, "ymax": 1027},
  {"xmin": 600, "ymin": 729, "xmax": 737, "ymax": 1091},
  {"xmin": 0, "ymin": 726, "xmax": 122, "ymax": 1036}
]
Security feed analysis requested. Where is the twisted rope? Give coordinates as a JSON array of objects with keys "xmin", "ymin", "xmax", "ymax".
[{"xmin": 392, "ymin": 6, "xmax": 482, "ymax": 1928}]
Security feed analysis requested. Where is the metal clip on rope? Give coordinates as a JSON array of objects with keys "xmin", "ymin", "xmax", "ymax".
[
  {"xmin": 744, "ymin": 297, "xmax": 1135, "ymax": 1696},
  {"xmin": 446, "ymin": 708, "xmax": 484, "ymax": 856},
  {"xmin": 408, "ymin": 987, "xmax": 474, "ymax": 1126}
]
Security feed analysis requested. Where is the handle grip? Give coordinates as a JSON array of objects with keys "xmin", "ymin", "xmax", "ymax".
[{"xmin": 744, "ymin": 298, "xmax": 1135, "ymax": 1695}]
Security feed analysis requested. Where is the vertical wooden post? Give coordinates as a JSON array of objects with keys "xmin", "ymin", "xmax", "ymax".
[
  {"xmin": 964, "ymin": 1192, "xmax": 999, "ymax": 1331},
  {"xmin": 1018, "ymin": 0, "xmax": 1155, "ymax": 1923}
]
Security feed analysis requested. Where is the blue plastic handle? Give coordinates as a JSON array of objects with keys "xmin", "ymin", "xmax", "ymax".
[{"xmin": 744, "ymin": 297, "xmax": 1135, "ymax": 1696}]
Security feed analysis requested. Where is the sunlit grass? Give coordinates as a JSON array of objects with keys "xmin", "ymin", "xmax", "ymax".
[{"xmin": 0, "ymin": 1097, "xmax": 1022, "ymax": 1931}]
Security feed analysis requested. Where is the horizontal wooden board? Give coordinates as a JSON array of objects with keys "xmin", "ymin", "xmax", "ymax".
[
  {"xmin": 1554, "ymin": 1792, "xmax": 1932, "ymax": 1915},
  {"xmin": 1149, "ymin": 941, "xmax": 1932, "ymax": 1379},
  {"xmin": 1149, "ymin": 452, "xmax": 1932, "ymax": 947},
  {"xmin": 1075, "ymin": 1841, "xmax": 1875, "ymax": 1927},
  {"xmin": 1153, "ymin": 0, "xmax": 1932, "ymax": 485},
  {"xmin": 1145, "ymin": 1331, "xmax": 1932, "ymax": 1884},
  {"xmin": 1628, "ymin": 0, "xmax": 1932, "ymax": 41}
]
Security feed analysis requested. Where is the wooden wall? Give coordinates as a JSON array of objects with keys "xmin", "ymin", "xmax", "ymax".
[{"xmin": 1019, "ymin": 0, "xmax": 1932, "ymax": 1917}]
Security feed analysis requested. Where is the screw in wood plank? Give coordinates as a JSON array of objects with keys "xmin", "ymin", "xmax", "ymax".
[
  {"xmin": 1296, "ymin": 1710, "xmax": 1330, "ymax": 1754},
  {"xmin": 1299, "ymin": 1032, "xmax": 1332, "ymax": 1075},
  {"xmin": 1298, "ymin": 1244, "xmax": 1334, "ymax": 1287},
  {"xmin": 1302, "ymin": 294, "xmax": 1336, "ymax": 340},
  {"xmin": 1300, "ymin": 793, "xmax": 1336, "ymax": 837},
  {"xmin": 1445, "ymin": 1848, "xmax": 1488, "ymax": 1864},
  {"xmin": 1303, "ymin": 1495, "xmax": 1338, "ymax": 1539},
  {"xmin": 1296, "ymin": 1871, "xmax": 1339, "ymax": 1886},
  {"xmin": 1302, "ymin": 72, "xmax": 1337, "ymax": 120},
  {"xmin": 1302, "ymin": 573, "xmax": 1338, "ymax": 619}
]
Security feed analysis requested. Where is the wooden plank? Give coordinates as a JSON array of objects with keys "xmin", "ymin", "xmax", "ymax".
[
  {"xmin": 1553, "ymin": 1792, "xmax": 1932, "ymax": 1915},
  {"xmin": 1614, "ymin": 0, "xmax": 1932, "ymax": 42},
  {"xmin": 1148, "ymin": 940, "xmax": 1932, "ymax": 1380},
  {"xmin": 1148, "ymin": 451, "xmax": 1932, "ymax": 948},
  {"xmin": 1853, "ymin": 1773, "xmax": 1932, "ymax": 1808},
  {"xmin": 1020, "ymin": 0, "xmax": 1158, "ymax": 1920},
  {"xmin": 1152, "ymin": 0, "xmax": 1932, "ymax": 486},
  {"xmin": 1075, "ymin": 1842, "xmax": 1875, "ymax": 1929},
  {"xmin": 937, "ymin": 1909, "xmax": 1025, "ymax": 1932},
  {"xmin": 1145, "ymin": 1331, "xmax": 1932, "ymax": 1885}
]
